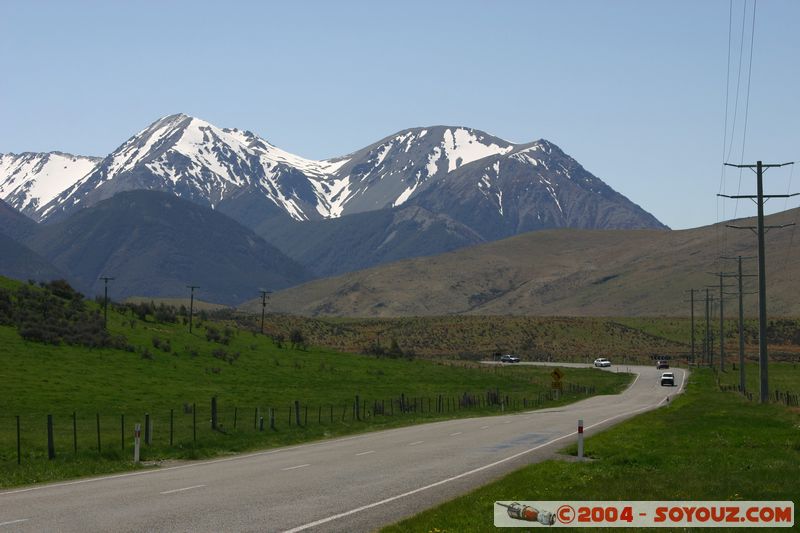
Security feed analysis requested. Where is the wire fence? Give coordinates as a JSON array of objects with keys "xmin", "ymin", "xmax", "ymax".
[
  {"xmin": 1, "ymin": 383, "xmax": 597, "ymax": 466},
  {"xmin": 717, "ymin": 382, "xmax": 800, "ymax": 407}
]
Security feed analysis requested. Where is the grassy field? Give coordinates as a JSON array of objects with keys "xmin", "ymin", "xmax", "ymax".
[
  {"xmin": 383, "ymin": 368, "xmax": 800, "ymax": 532},
  {"xmin": 716, "ymin": 361, "xmax": 800, "ymax": 396},
  {"xmin": 0, "ymin": 285, "xmax": 630, "ymax": 488}
]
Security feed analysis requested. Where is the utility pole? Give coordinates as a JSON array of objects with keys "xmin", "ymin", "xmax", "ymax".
[
  {"xmin": 707, "ymin": 273, "xmax": 736, "ymax": 373},
  {"xmin": 99, "ymin": 277, "xmax": 114, "ymax": 330},
  {"xmin": 258, "ymin": 289, "xmax": 272, "ymax": 335},
  {"xmin": 689, "ymin": 289, "xmax": 695, "ymax": 365},
  {"xmin": 720, "ymin": 256, "xmax": 757, "ymax": 394},
  {"xmin": 719, "ymin": 273, "xmax": 725, "ymax": 372},
  {"xmin": 705, "ymin": 289, "xmax": 711, "ymax": 367},
  {"xmin": 720, "ymin": 160, "xmax": 796, "ymax": 403},
  {"xmin": 187, "ymin": 285, "xmax": 200, "ymax": 334}
]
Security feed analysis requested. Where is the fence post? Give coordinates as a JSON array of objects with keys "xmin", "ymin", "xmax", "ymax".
[
  {"xmin": 47, "ymin": 414, "xmax": 55, "ymax": 460},
  {"xmin": 73, "ymin": 412, "xmax": 78, "ymax": 454},
  {"xmin": 233, "ymin": 407, "xmax": 238, "ymax": 430},
  {"xmin": 96, "ymin": 413, "xmax": 101, "ymax": 454},
  {"xmin": 133, "ymin": 423, "xmax": 141, "ymax": 463},
  {"xmin": 144, "ymin": 413, "xmax": 151, "ymax": 445},
  {"xmin": 270, "ymin": 408, "xmax": 275, "ymax": 430},
  {"xmin": 16, "ymin": 415, "xmax": 21, "ymax": 465},
  {"xmin": 211, "ymin": 397, "xmax": 218, "ymax": 431},
  {"xmin": 295, "ymin": 400, "xmax": 301, "ymax": 426}
]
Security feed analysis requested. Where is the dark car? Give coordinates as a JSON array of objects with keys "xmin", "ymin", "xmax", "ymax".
[{"xmin": 656, "ymin": 360, "xmax": 670, "ymax": 369}]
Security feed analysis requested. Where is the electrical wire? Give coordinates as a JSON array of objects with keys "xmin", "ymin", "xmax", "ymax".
[
  {"xmin": 732, "ymin": 0, "xmax": 757, "ymax": 222},
  {"xmin": 717, "ymin": 0, "xmax": 735, "ymax": 272}
]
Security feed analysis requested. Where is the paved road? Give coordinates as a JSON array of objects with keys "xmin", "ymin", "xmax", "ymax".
[{"xmin": 0, "ymin": 365, "xmax": 686, "ymax": 532}]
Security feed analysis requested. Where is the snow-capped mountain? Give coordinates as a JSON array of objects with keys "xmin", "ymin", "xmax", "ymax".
[
  {"xmin": 6, "ymin": 113, "xmax": 666, "ymax": 240},
  {"xmin": 0, "ymin": 152, "xmax": 100, "ymax": 219},
  {"xmin": 39, "ymin": 114, "xmax": 348, "ymax": 223}
]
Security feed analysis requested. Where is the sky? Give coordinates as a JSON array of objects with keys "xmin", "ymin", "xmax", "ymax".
[{"xmin": 1, "ymin": 0, "xmax": 798, "ymax": 230}]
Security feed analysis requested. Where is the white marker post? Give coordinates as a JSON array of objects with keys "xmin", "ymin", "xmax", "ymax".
[
  {"xmin": 133, "ymin": 423, "xmax": 141, "ymax": 463},
  {"xmin": 577, "ymin": 419, "xmax": 584, "ymax": 460}
]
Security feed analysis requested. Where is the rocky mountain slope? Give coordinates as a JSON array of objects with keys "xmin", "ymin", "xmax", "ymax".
[{"xmin": 27, "ymin": 190, "xmax": 309, "ymax": 304}]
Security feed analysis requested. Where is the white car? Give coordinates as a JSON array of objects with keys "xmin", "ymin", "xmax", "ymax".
[
  {"xmin": 660, "ymin": 372, "xmax": 675, "ymax": 386},
  {"xmin": 593, "ymin": 357, "xmax": 611, "ymax": 367},
  {"xmin": 500, "ymin": 354, "xmax": 520, "ymax": 363}
]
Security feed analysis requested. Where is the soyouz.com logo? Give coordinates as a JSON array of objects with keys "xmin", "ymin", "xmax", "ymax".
[{"xmin": 493, "ymin": 501, "xmax": 794, "ymax": 528}]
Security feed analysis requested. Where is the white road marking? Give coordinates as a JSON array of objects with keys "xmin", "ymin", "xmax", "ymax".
[
  {"xmin": 355, "ymin": 450, "xmax": 375, "ymax": 456},
  {"xmin": 284, "ymin": 402, "xmax": 664, "ymax": 533},
  {"xmin": 480, "ymin": 425, "xmax": 490, "ymax": 430},
  {"xmin": 0, "ymin": 519, "xmax": 28, "ymax": 527},
  {"xmin": 282, "ymin": 464, "xmax": 310, "ymax": 471},
  {"xmin": 159, "ymin": 484, "xmax": 206, "ymax": 495},
  {"xmin": 408, "ymin": 441, "xmax": 424, "ymax": 446},
  {"xmin": 0, "ymin": 432, "xmax": 366, "ymax": 496},
  {"xmin": 449, "ymin": 432, "xmax": 462, "ymax": 436}
]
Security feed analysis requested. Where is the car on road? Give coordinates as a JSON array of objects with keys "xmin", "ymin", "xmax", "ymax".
[
  {"xmin": 660, "ymin": 372, "xmax": 675, "ymax": 386},
  {"xmin": 656, "ymin": 360, "xmax": 670, "ymax": 369},
  {"xmin": 500, "ymin": 354, "xmax": 520, "ymax": 363},
  {"xmin": 593, "ymin": 357, "xmax": 611, "ymax": 367}
]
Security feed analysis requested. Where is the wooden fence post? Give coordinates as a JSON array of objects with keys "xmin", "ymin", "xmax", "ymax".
[
  {"xmin": 47, "ymin": 414, "xmax": 55, "ymax": 460},
  {"xmin": 16, "ymin": 415, "xmax": 21, "ymax": 465}
]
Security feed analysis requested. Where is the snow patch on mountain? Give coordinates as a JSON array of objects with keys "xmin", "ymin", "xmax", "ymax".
[
  {"xmin": 441, "ymin": 128, "xmax": 512, "ymax": 172},
  {"xmin": 0, "ymin": 152, "xmax": 99, "ymax": 215}
]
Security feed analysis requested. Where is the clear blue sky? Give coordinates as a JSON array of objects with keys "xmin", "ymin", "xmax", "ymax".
[{"xmin": 1, "ymin": 0, "xmax": 798, "ymax": 229}]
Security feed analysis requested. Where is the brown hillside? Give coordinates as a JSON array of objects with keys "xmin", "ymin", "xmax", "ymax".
[{"xmin": 245, "ymin": 208, "xmax": 800, "ymax": 317}]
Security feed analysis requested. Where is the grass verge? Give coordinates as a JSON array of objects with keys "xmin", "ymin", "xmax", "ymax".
[{"xmin": 382, "ymin": 368, "xmax": 800, "ymax": 532}]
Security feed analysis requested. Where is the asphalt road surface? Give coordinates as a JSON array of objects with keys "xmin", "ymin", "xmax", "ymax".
[{"xmin": 0, "ymin": 364, "xmax": 686, "ymax": 532}]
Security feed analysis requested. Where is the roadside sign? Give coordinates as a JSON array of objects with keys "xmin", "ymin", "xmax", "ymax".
[{"xmin": 551, "ymin": 368, "xmax": 564, "ymax": 390}]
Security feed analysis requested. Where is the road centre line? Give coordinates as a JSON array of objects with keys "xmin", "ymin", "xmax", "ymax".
[
  {"xmin": 282, "ymin": 464, "xmax": 311, "ymax": 471},
  {"xmin": 480, "ymin": 426, "xmax": 489, "ymax": 430},
  {"xmin": 355, "ymin": 451, "xmax": 375, "ymax": 456},
  {"xmin": 408, "ymin": 441, "xmax": 424, "ymax": 446},
  {"xmin": 449, "ymin": 432, "xmax": 462, "ymax": 436},
  {"xmin": 284, "ymin": 400, "xmax": 665, "ymax": 533},
  {"xmin": 159, "ymin": 484, "xmax": 206, "ymax": 495},
  {"xmin": 0, "ymin": 519, "xmax": 28, "ymax": 527}
]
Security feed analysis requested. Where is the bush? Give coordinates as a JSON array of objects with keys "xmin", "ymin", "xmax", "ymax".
[
  {"xmin": 4, "ymin": 281, "xmax": 128, "ymax": 349},
  {"xmin": 289, "ymin": 329, "xmax": 306, "ymax": 350}
]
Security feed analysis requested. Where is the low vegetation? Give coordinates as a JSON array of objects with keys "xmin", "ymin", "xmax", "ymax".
[
  {"xmin": 383, "ymin": 369, "xmax": 800, "ymax": 532},
  {"xmin": 227, "ymin": 313, "xmax": 800, "ymax": 364},
  {"xmin": 0, "ymin": 277, "xmax": 630, "ymax": 488}
]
